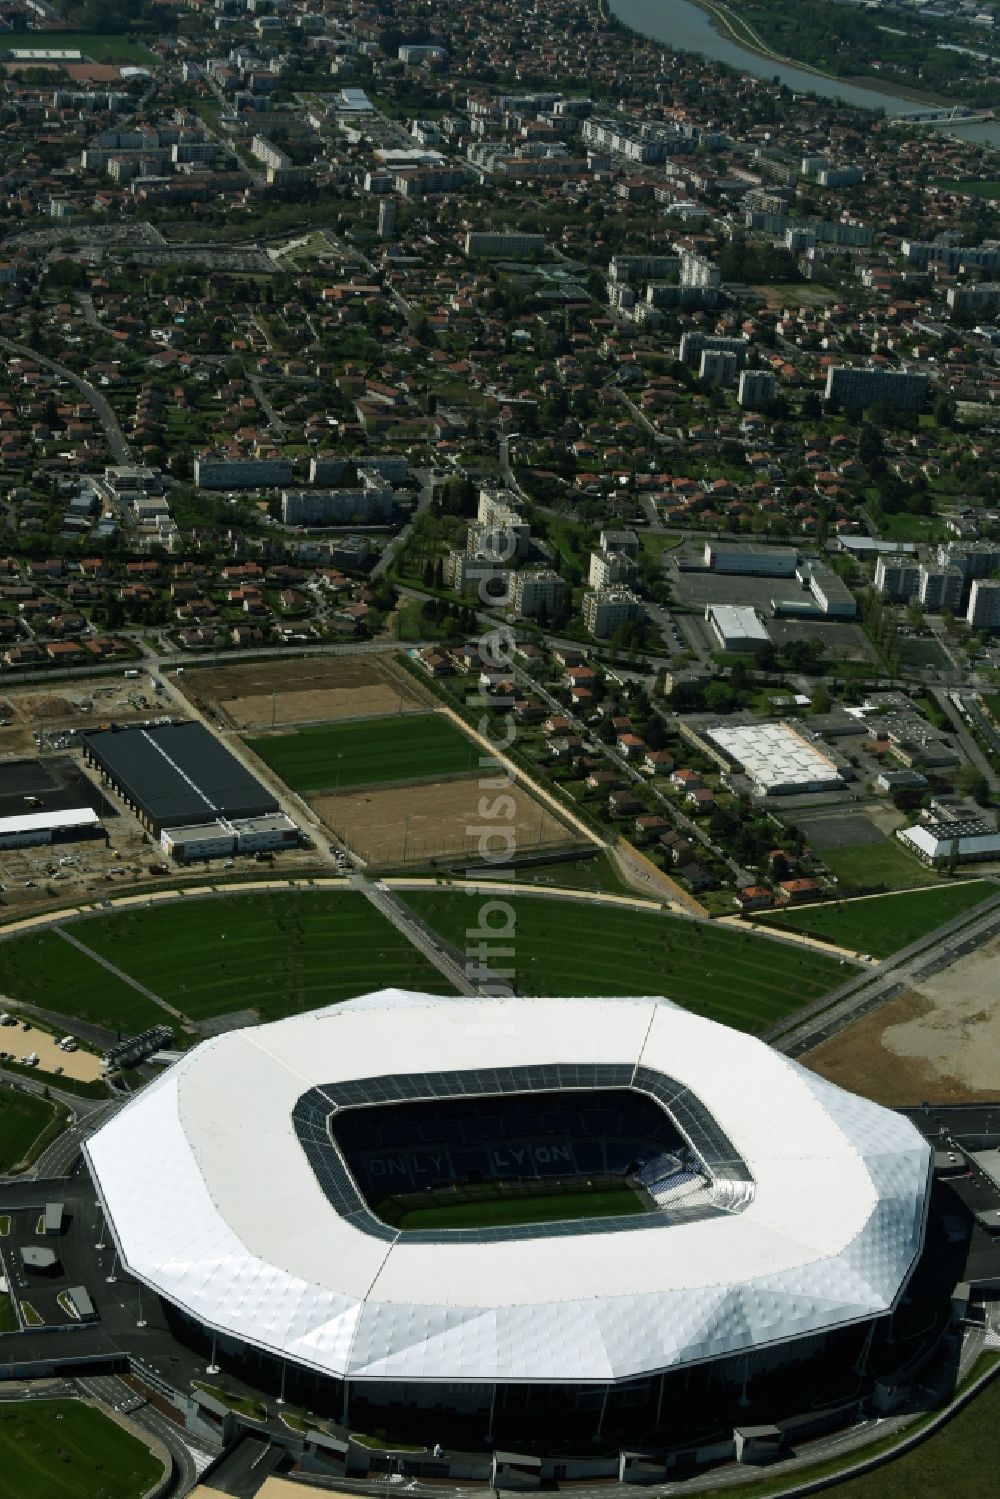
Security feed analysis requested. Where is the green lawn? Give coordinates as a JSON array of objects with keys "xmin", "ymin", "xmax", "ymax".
[
  {"xmin": 757, "ymin": 881, "xmax": 995, "ymax": 959},
  {"xmin": 0, "ymin": 1399, "xmax": 162, "ymax": 1498},
  {"xmin": 71, "ymin": 891, "xmax": 451, "ymax": 1023},
  {"xmin": 400, "ymin": 893, "xmax": 850, "ymax": 1032},
  {"xmin": 393, "ymin": 1186, "xmax": 645, "ymax": 1231},
  {"xmin": 819, "ymin": 840, "xmax": 942, "ymax": 893},
  {"xmin": 246, "ymin": 713, "xmax": 477, "ymax": 792},
  {"xmin": 0, "ymin": 31, "xmax": 156, "ymax": 62},
  {"xmin": 0, "ymin": 930, "xmax": 163, "ymax": 1035},
  {"xmin": 0, "ymin": 1088, "xmax": 59, "ymax": 1173},
  {"xmin": 815, "ymin": 1373, "xmax": 1000, "ymax": 1499}
]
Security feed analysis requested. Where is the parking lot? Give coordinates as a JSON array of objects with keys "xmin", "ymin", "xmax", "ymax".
[{"xmin": 0, "ymin": 1203, "xmax": 87, "ymax": 1333}]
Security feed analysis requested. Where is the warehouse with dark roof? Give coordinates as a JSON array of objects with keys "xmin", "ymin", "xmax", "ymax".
[{"xmin": 81, "ymin": 722, "xmax": 278, "ymax": 834}]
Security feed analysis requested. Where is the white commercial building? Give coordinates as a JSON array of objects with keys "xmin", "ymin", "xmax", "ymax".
[
  {"xmin": 0, "ymin": 807, "xmax": 100, "ymax": 849},
  {"xmin": 160, "ymin": 812, "xmax": 298, "ymax": 862},
  {"xmin": 707, "ymin": 722, "xmax": 844, "ymax": 796},
  {"xmin": 84, "ymin": 992, "xmax": 931, "ymax": 1390},
  {"xmin": 705, "ymin": 604, "xmax": 770, "ymax": 654},
  {"xmin": 898, "ymin": 818, "xmax": 1000, "ymax": 865}
]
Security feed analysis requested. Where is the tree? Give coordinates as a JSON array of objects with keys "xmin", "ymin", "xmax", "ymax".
[
  {"xmin": 955, "ymin": 764, "xmax": 989, "ymax": 806},
  {"xmin": 933, "ymin": 393, "xmax": 957, "ymax": 429},
  {"xmin": 704, "ymin": 680, "xmax": 736, "ymax": 714}
]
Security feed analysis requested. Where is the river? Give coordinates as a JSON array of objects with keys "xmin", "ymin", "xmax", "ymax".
[{"xmin": 610, "ymin": 0, "xmax": 1000, "ymax": 148}]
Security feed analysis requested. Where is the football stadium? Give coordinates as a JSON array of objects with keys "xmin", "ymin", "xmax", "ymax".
[{"xmin": 85, "ymin": 991, "xmax": 933, "ymax": 1450}]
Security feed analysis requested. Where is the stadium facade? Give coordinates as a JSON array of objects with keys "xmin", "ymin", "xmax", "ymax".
[{"xmin": 85, "ymin": 992, "xmax": 932, "ymax": 1443}]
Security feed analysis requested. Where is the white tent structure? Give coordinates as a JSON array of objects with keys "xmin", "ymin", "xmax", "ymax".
[{"xmin": 85, "ymin": 992, "xmax": 930, "ymax": 1388}]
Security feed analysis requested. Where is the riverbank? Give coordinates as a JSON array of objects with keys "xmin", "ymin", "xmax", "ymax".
[
  {"xmin": 687, "ymin": 0, "xmax": 952, "ymax": 107},
  {"xmin": 609, "ymin": 0, "xmax": 1000, "ymax": 141}
]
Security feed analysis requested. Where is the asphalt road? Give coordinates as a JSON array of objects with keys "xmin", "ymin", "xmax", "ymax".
[{"xmin": 0, "ymin": 336, "xmax": 132, "ymax": 465}]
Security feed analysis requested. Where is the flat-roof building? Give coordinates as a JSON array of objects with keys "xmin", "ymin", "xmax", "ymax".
[
  {"xmin": 706, "ymin": 721, "xmax": 844, "ymax": 796},
  {"xmin": 0, "ymin": 807, "xmax": 99, "ymax": 849},
  {"xmin": 160, "ymin": 813, "xmax": 298, "ymax": 862},
  {"xmin": 704, "ymin": 543, "xmax": 798, "ymax": 577},
  {"xmin": 898, "ymin": 818, "xmax": 1000, "ymax": 865},
  {"xmin": 824, "ymin": 366, "xmax": 928, "ymax": 413},
  {"xmin": 705, "ymin": 604, "xmax": 771, "ymax": 653},
  {"xmin": 83, "ymin": 723, "xmax": 278, "ymax": 835}
]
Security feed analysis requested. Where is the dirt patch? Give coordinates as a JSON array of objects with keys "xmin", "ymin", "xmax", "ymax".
[
  {"xmin": 311, "ymin": 778, "xmax": 579, "ymax": 867},
  {"xmin": 186, "ymin": 658, "xmax": 423, "ymax": 729},
  {"xmin": 804, "ymin": 936, "xmax": 1000, "ymax": 1104}
]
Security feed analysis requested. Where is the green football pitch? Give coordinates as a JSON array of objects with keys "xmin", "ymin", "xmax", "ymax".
[
  {"xmin": 401, "ymin": 891, "xmax": 850, "ymax": 1032},
  {"xmin": 0, "ymin": 891, "xmax": 450, "ymax": 1034},
  {"xmin": 245, "ymin": 713, "xmax": 478, "ymax": 792},
  {"xmin": 0, "ymin": 1399, "xmax": 163, "ymax": 1499},
  {"xmin": 389, "ymin": 1185, "xmax": 646, "ymax": 1231},
  {"xmin": 757, "ymin": 880, "xmax": 995, "ymax": 959}
]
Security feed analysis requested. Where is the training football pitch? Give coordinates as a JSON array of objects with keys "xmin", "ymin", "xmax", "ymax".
[
  {"xmin": 401, "ymin": 893, "xmax": 850, "ymax": 1032},
  {"xmin": 388, "ymin": 1185, "xmax": 646, "ymax": 1231},
  {"xmin": 0, "ymin": 1399, "xmax": 163, "ymax": 1499},
  {"xmin": 0, "ymin": 892, "xmax": 450, "ymax": 1035},
  {"xmin": 758, "ymin": 881, "xmax": 996, "ymax": 959},
  {"xmin": 0, "ymin": 31, "xmax": 157, "ymax": 62},
  {"xmin": 818, "ymin": 840, "xmax": 941, "ymax": 892},
  {"xmin": 245, "ymin": 712, "xmax": 478, "ymax": 792}
]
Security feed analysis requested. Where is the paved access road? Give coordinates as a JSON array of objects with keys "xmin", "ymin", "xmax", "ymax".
[{"xmin": 0, "ymin": 336, "xmax": 131, "ymax": 465}]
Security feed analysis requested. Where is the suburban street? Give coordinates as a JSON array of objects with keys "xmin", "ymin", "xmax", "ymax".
[{"xmin": 0, "ymin": 336, "xmax": 132, "ymax": 464}]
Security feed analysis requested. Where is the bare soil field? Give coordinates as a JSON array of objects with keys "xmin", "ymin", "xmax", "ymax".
[
  {"xmin": 0, "ymin": 679, "xmax": 176, "ymax": 741},
  {"xmin": 184, "ymin": 658, "xmax": 423, "ymax": 730},
  {"xmin": 311, "ymin": 777, "xmax": 579, "ymax": 867},
  {"xmin": 805, "ymin": 937, "xmax": 1000, "ymax": 1105}
]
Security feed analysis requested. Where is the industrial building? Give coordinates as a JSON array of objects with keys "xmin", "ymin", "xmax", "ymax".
[
  {"xmin": 82, "ymin": 723, "xmax": 279, "ymax": 835},
  {"xmin": 0, "ymin": 806, "xmax": 100, "ymax": 849},
  {"xmin": 704, "ymin": 543, "xmax": 798, "ymax": 577},
  {"xmin": 706, "ymin": 722, "xmax": 845, "ymax": 796},
  {"xmin": 705, "ymin": 604, "xmax": 771, "ymax": 653},
  {"xmin": 898, "ymin": 814, "xmax": 1000, "ymax": 865}
]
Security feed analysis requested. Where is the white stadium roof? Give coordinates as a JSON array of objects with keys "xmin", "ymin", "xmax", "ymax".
[{"xmin": 86, "ymin": 992, "xmax": 930, "ymax": 1386}]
